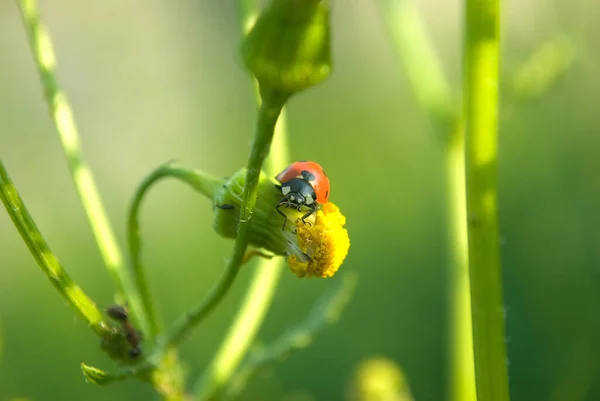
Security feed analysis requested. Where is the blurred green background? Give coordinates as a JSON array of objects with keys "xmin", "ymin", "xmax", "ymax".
[{"xmin": 1, "ymin": 0, "xmax": 600, "ymax": 400}]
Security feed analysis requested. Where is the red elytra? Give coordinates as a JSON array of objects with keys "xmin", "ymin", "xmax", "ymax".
[{"xmin": 275, "ymin": 161, "xmax": 330, "ymax": 204}]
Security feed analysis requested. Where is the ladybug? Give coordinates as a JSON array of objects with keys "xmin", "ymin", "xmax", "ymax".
[{"xmin": 274, "ymin": 161, "xmax": 330, "ymax": 230}]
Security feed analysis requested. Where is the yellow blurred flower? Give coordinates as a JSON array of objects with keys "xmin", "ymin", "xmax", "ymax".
[{"xmin": 346, "ymin": 357, "xmax": 414, "ymax": 401}]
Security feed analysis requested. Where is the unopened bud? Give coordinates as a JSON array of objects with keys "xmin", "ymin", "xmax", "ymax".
[{"xmin": 241, "ymin": 0, "xmax": 331, "ymax": 95}]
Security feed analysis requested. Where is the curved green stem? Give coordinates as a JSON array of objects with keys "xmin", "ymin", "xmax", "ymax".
[
  {"xmin": 161, "ymin": 89, "xmax": 288, "ymax": 350},
  {"xmin": 127, "ymin": 161, "xmax": 223, "ymax": 342},
  {"xmin": 125, "ymin": 163, "xmax": 222, "ymax": 399},
  {"xmin": 16, "ymin": 0, "xmax": 129, "ymax": 302},
  {"xmin": 463, "ymin": 0, "xmax": 510, "ymax": 399},
  {"xmin": 0, "ymin": 158, "xmax": 109, "ymax": 337}
]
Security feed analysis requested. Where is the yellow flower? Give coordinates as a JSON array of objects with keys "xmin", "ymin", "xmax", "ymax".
[
  {"xmin": 212, "ymin": 168, "xmax": 350, "ymax": 278},
  {"xmin": 285, "ymin": 202, "xmax": 350, "ymax": 278},
  {"xmin": 346, "ymin": 357, "xmax": 414, "ymax": 401}
]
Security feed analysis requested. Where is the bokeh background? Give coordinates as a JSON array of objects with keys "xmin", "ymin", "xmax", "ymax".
[{"xmin": 1, "ymin": 0, "xmax": 600, "ymax": 400}]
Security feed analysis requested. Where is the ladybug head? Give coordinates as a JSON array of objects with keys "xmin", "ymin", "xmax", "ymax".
[{"xmin": 277, "ymin": 177, "xmax": 317, "ymax": 210}]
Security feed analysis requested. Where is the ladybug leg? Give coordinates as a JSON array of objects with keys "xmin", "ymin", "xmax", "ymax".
[
  {"xmin": 276, "ymin": 200, "xmax": 289, "ymax": 230},
  {"xmin": 301, "ymin": 205, "xmax": 316, "ymax": 226}
]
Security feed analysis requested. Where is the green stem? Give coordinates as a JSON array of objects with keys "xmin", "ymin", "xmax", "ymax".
[
  {"xmin": 127, "ymin": 161, "xmax": 223, "ymax": 342},
  {"xmin": 161, "ymin": 88, "xmax": 288, "ymax": 350},
  {"xmin": 16, "ymin": 0, "xmax": 129, "ymax": 302},
  {"xmin": 194, "ymin": 117, "xmax": 289, "ymax": 400},
  {"xmin": 192, "ymin": 6, "xmax": 291, "ymax": 398},
  {"xmin": 223, "ymin": 273, "xmax": 358, "ymax": 399},
  {"xmin": 193, "ymin": 257, "xmax": 284, "ymax": 400},
  {"xmin": 381, "ymin": 2, "xmax": 475, "ymax": 400},
  {"xmin": 463, "ymin": 0, "xmax": 510, "ymax": 400},
  {"xmin": 381, "ymin": 0, "xmax": 455, "ymax": 127},
  {"xmin": 0, "ymin": 158, "xmax": 109, "ymax": 337},
  {"xmin": 445, "ymin": 122, "xmax": 476, "ymax": 401},
  {"xmin": 193, "ymin": 116, "xmax": 289, "ymax": 400}
]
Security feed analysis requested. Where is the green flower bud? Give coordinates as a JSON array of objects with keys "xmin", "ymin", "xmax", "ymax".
[
  {"xmin": 241, "ymin": 0, "xmax": 331, "ymax": 94},
  {"xmin": 129, "ymin": 162, "xmax": 349, "ymax": 278},
  {"xmin": 212, "ymin": 168, "xmax": 300, "ymax": 256},
  {"xmin": 212, "ymin": 168, "xmax": 350, "ymax": 278}
]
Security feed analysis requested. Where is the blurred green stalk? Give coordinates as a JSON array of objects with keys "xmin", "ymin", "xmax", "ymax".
[
  {"xmin": 380, "ymin": 2, "xmax": 476, "ymax": 401},
  {"xmin": 463, "ymin": 0, "xmax": 510, "ymax": 400},
  {"xmin": 223, "ymin": 273, "xmax": 357, "ymax": 399},
  {"xmin": 193, "ymin": 252, "xmax": 286, "ymax": 400},
  {"xmin": 0, "ymin": 158, "xmax": 110, "ymax": 337},
  {"xmin": 381, "ymin": 0, "xmax": 454, "ymax": 125},
  {"xmin": 444, "ymin": 121, "xmax": 475, "ymax": 401},
  {"xmin": 16, "ymin": 0, "xmax": 140, "ymax": 314}
]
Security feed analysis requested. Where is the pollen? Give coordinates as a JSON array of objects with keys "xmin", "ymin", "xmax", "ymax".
[{"xmin": 286, "ymin": 202, "xmax": 350, "ymax": 278}]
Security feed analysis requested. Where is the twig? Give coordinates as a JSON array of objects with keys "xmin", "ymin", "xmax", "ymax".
[
  {"xmin": 0, "ymin": 158, "xmax": 109, "ymax": 337},
  {"xmin": 16, "ymin": 0, "xmax": 131, "ymax": 304}
]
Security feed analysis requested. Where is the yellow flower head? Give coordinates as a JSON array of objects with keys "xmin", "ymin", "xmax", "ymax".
[
  {"xmin": 285, "ymin": 202, "xmax": 350, "ymax": 278},
  {"xmin": 212, "ymin": 168, "xmax": 350, "ymax": 278},
  {"xmin": 346, "ymin": 357, "xmax": 414, "ymax": 401}
]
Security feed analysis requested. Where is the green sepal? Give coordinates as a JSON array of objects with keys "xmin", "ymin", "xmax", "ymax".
[
  {"xmin": 81, "ymin": 362, "xmax": 117, "ymax": 385},
  {"xmin": 80, "ymin": 361, "xmax": 153, "ymax": 385},
  {"xmin": 212, "ymin": 168, "xmax": 304, "ymax": 256}
]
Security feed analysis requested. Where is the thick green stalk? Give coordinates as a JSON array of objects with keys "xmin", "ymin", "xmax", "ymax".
[
  {"xmin": 381, "ymin": 2, "xmax": 475, "ymax": 400},
  {"xmin": 161, "ymin": 89, "xmax": 288, "ymax": 349},
  {"xmin": 16, "ymin": 0, "xmax": 130, "ymax": 302},
  {"xmin": 445, "ymin": 122, "xmax": 475, "ymax": 401},
  {"xmin": 463, "ymin": 0, "xmax": 510, "ymax": 400},
  {"xmin": 0, "ymin": 158, "xmax": 110, "ymax": 337}
]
